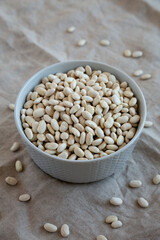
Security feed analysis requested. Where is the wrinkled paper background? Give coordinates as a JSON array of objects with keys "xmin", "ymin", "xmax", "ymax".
[{"xmin": 0, "ymin": 0, "xmax": 160, "ymax": 239}]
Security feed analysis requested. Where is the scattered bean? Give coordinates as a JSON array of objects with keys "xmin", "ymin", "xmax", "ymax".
[
  {"xmin": 67, "ymin": 26, "xmax": 76, "ymax": 33},
  {"xmin": 144, "ymin": 121, "xmax": 153, "ymax": 128},
  {"xmin": 5, "ymin": 176, "xmax": 18, "ymax": 186},
  {"xmin": 140, "ymin": 74, "xmax": 151, "ymax": 80},
  {"xmin": 60, "ymin": 224, "xmax": 70, "ymax": 237},
  {"xmin": 100, "ymin": 39, "xmax": 110, "ymax": 46},
  {"xmin": 133, "ymin": 70, "xmax": 143, "ymax": 77},
  {"xmin": 8, "ymin": 103, "xmax": 15, "ymax": 111},
  {"xmin": 77, "ymin": 39, "xmax": 86, "ymax": 47},
  {"xmin": 153, "ymin": 174, "xmax": 160, "ymax": 185},
  {"xmin": 10, "ymin": 142, "xmax": 20, "ymax": 152},
  {"xmin": 97, "ymin": 235, "xmax": 108, "ymax": 240},
  {"xmin": 123, "ymin": 49, "xmax": 132, "ymax": 57},
  {"xmin": 129, "ymin": 180, "xmax": 142, "ymax": 188},
  {"xmin": 15, "ymin": 160, "xmax": 23, "ymax": 172},
  {"xmin": 44, "ymin": 223, "xmax": 57, "ymax": 232},
  {"xmin": 110, "ymin": 197, "xmax": 123, "ymax": 206},
  {"xmin": 111, "ymin": 220, "xmax": 123, "ymax": 229},
  {"xmin": 19, "ymin": 193, "xmax": 31, "ymax": 202},
  {"xmin": 137, "ymin": 197, "xmax": 149, "ymax": 208},
  {"xmin": 105, "ymin": 215, "xmax": 118, "ymax": 223},
  {"xmin": 132, "ymin": 51, "xmax": 143, "ymax": 58}
]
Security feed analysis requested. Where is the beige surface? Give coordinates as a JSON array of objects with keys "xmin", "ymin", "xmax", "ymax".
[{"xmin": 0, "ymin": 0, "xmax": 160, "ymax": 239}]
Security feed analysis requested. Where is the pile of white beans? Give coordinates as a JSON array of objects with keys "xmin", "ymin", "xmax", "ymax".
[{"xmin": 21, "ymin": 65, "xmax": 140, "ymax": 160}]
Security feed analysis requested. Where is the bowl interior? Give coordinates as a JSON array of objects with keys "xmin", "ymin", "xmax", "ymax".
[{"xmin": 14, "ymin": 60, "xmax": 146, "ymax": 162}]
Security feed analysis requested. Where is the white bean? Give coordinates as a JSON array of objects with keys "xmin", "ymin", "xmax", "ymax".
[
  {"xmin": 123, "ymin": 49, "xmax": 131, "ymax": 57},
  {"xmin": 46, "ymin": 133, "xmax": 54, "ymax": 142},
  {"xmin": 132, "ymin": 51, "xmax": 143, "ymax": 58},
  {"xmin": 10, "ymin": 142, "xmax": 20, "ymax": 152},
  {"xmin": 54, "ymin": 105, "xmax": 65, "ymax": 112},
  {"xmin": 86, "ymin": 105, "xmax": 95, "ymax": 115},
  {"xmin": 82, "ymin": 96, "xmax": 93, "ymax": 102},
  {"xmin": 48, "ymin": 99, "xmax": 59, "ymax": 105},
  {"xmin": 71, "ymin": 127, "xmax": 80, "ymax": 137},
  {"xmin": 82, "ymin": 111, "xmax": 92, "ymax": 120},
  {"xmin": 124, "ymin": 90, "xmax": 133, "ymax": 98},
  {"xmin": 5, "ymin": 176, "xmax": 18, "ymax": 186},
  {"xmin": 116, "ymin": 135, "xmax": 124, "ymax": 146},
  {"xmin": 97, "ymin": 235, "xmax": 108, "ymax": 240},
  {"xmin": 45, "ymin": 143, "xmax": 58, "ymax": 150},
  {"xmin": 110, "ymin": 197, "xmax": 123, "ymax": 206},
  {"xmin": 112, "ymin": 95, "xmax": 121, "ymax": 105},
  {"xmin": 105, "ymin": 215, "xmax": 118, "ymax": 223},
  {"xmin": 71, "ymin": 114, "xmax": 79, "ymax": 124},
  {"xmin": 140, "ymin": 74, "xmax": 151, "ymax": 80},
  {"xmin": 19, "ymin": 193, "xmax": 31, "ymax": 202},
  {"xmin": 44, "ymin": 223, "xmax": 57, "ymax": 232},
  {"xmin": 153, "ymin": 174, "xmax": 160, "ymax": 185},
  {"xmin": 24, "ymin": 100, "xmax": 33, "ymax": 108},
  {"xmin": 88, "ymin": 146, "xmax": 100, "ymax": 153},
  {"xmin": 85, "ymin": 65, "xmax": 92, "ymax": 75},
  {"xmin": 70, "ymin": 104, "xmax": 80, "ymax": 114},
  {"xmin": 60, "ymin": 132, "xmax": 69, "ymax": 140},
  {"xmin": 33, "ymin": 108, "xmax": 45, "ymax": 118},
  {"xmin": 111, "ymin": 220, "xmax": 123, "ymax": 229},
  {"xmin": 62, "ymin": 101, "xmax": 73, "ymax": 107},
  {"xmin": 37, "ymin": 133, "xmax": 45, "ymax": 141},
  {"xmin": 104, "ymin": 117, "xmax": 114, "ymax": 129},
  {"xmin": 15, "ymin": 160, "xmax": 23, "ymax": 172},
  {"xmin": 117, "ymin": 116, "xmax": 128, "ymax": 124},
  {"xmin": 100, "ymin": 39, "xmax": 110, "ymax": 46},
  {"xmin": 84, "ymin": 150, "xmax": 93, "ymax": 159},
  {"xmin": 144, "ymin": 121, "xmax": 153, "ymax": 128},
  {"xmin": 106, "ymin": 145, "xmax": 118, "ymax": 151},
  {"xmin": 74, "ymin": 147, "xmax": 84, "ymax": 157},
  {"xmin": 51, "ymin": 119, "xmax": 59, "ymax": 131},
  {"xmin": 130, "ymin": 115, "xmax": 140, "ymax": 124},
  {"xmin": 67, "ymin": 26, "xmax": 75, "ymax": 33},
  {"xmin": 80, "ymin": 132, "xmax": 86, "ymax": 145},
  {"xmin": 92, "ymin": 139, "xmax": 102, "ymax": 146},
  {"xmin": 137, "ymin": 197, "xmax": 149, "ymax": 208},
  {"xmin": 57, "ymin": 143, "xmax": 67, "ymax": 153},
  {"xmin": 60, "ymin": 224, "xmax": 70, "ymax": 237},
  {"xmin": 121, "ymin": 123, "xmax": 132, "ymax": 131},
  {"xmin": 77, "ymin": 39, "xmax": 86, "ymax": 47},
  {"xmin": 68, "ymin": 154, "xmax": 77, "ymax": 160},
  {"xmin": 129, "ymin": 180, "xmax": 142, "ymax": 188},
  {"xmin": 37, "ymin": 120, "xmax": 46, "ymax": 134},
  {"xmin": 8, "ymin": 103, "xmax": 15, "ymax": 111},
  {"xmin": 58, "ymin": 151, "xmax": 69, "ymax": 159},
  {"xmin": 95, "ymin": 127, "xmax": 104, "ymax": 138},
  {"xmin": 133, "ymin": 69, "xmax": 143, "ymax": 77},
  {"xmin": 25, "ymin": 128, "xmax": 33, "ymax": 140},
  {"xmin": 85, "ymin": 120, "xmax": 97, "ymax": 129},
  {"xmin": 60, "ymin": 121, "xmax": 68, "ymax": 132},
  {"xmin": 129, "ymin": 98, "xmax": 137, "ymax": 107},
  {"xmin": 100, "ymin": 100, "xmax": 108, "ymax": 109}
]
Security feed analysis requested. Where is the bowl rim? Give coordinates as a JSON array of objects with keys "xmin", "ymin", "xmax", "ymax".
[{"xmin": 14, "ymin": 60, "xmax": 147, "ymax": 163}]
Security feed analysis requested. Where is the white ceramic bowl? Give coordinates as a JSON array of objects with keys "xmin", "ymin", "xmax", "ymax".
[{"xmin": 15, "ymin": 60, "xmax": 146, "ymax": 183}]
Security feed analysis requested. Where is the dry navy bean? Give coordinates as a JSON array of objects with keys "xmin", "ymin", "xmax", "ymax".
[
  {"xmin": 44, "ymin": 223, "xmax": 57, "ymax": 232},
  {"xmin": 5, "ymin": 176, "xmax": 18, "ymax": 186}
]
